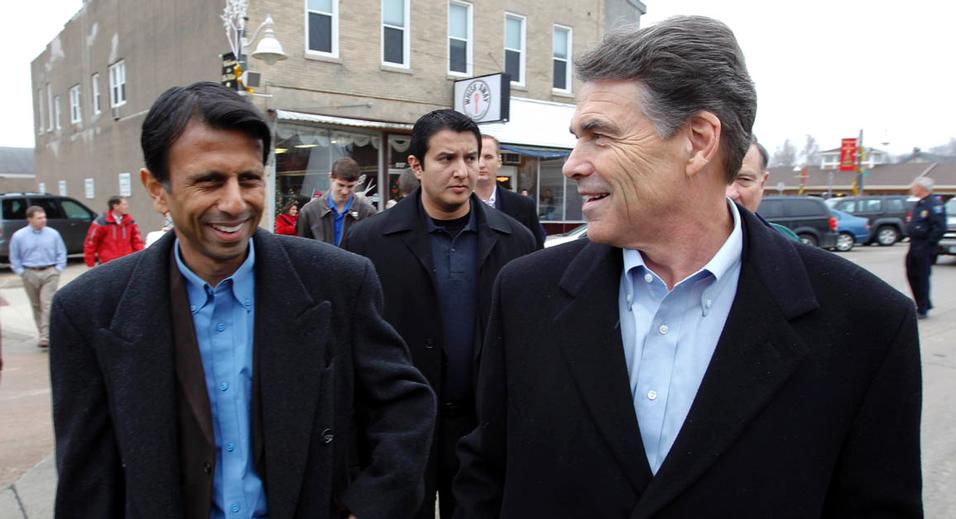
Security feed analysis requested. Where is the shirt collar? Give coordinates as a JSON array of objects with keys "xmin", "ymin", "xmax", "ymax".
[
  {"xmin": 174, "ymin": 237, "xmax": 256, "ymax": 312},
  {"xmin": 424, "ymin": 204, "xmax": 478, "ymax": 234},
  {"xmin": 481, "ymin": 185, "xmax": 498, "ymax": 207},
  {"xmin": 328, "ymin": 194, "xmax": 354, "ymax": 215}
]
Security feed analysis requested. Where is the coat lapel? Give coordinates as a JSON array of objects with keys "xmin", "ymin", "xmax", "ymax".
[
  {"xmin": 554, "ymin": 242, "xmax": 654, "ymax": 495},
  {"xmin": 98, "ymin": 231, "xmax": 183, "ymax": 515},
  {"xmin": 384, "ymin": 189, "xmax": 436, "ymax": 279},
  {"xmin": 631, "ymin": 209, "xmax": 819, "ymax": 519},
  {"xmin": 252, "ymin": 231, "xmax": 332, "ymax": 519}
]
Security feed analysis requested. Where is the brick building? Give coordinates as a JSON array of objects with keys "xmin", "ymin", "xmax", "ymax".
[{"xmin": 32, "ymin": 0, "xmax": 645, "ymax": 233}]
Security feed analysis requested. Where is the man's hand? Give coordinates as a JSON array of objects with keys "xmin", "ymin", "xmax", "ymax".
[{"xmin": 348, "ymin": 515, "xmax": 357, "ymax": 519}]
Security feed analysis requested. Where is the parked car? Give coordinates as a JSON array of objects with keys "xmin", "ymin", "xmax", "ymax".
[
  {"xmin": 757, "ymin": 196, "xmax": 838, "ymax": 249},
  {"xmin": 935, "ymin": 197, "xmax": 956, "ymax": 260},
  {"xmin": 830, "ymin": 209, "xmax": 870, "ymax": 252},
  {"xmin": 0, "ymin": 192, "xmax": 97, "ymax": 262},
  {"xmin": 825, "ymin": 195, "xmax": 915, "ymax": 246},
  {"xmin": 544, "ymin": 223, "xmax": 588, "ymax": 248}
]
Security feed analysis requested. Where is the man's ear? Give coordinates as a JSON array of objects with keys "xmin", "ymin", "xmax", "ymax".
[
  {"xmin": 408, "ymin": 155, "xmax": 424, "ymax": 181},
  {"xmin": 685, "ymin": 111, "xmax": 721, "ymax": 178},
  {"xmin": 140, "ymin": 168, "xmax": 169, "ymax": 215}
]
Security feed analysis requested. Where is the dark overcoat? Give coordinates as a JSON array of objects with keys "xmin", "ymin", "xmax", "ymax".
[
  {"xmin": 49, "ymin": 229, "xmax": 436, "ymax": 519},
  {"xmin": 454, "ymin": 207, "xmax": 923, "ymax": 518},
  {"xmin": 494, "ymin": 187, "xmax": 545, "ymax": 250}
]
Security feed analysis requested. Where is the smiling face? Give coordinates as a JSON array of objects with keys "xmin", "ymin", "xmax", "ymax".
[
  {"xmin": 563, "ymin": 80, "xmax": 688, "ymax": 248},
  {"xmin": 726, "ymin": 143, "xmax": 769, "ymax": 213},
  {"xmin": 409, "ymin": 129, "xmax": 479, "ymax": 219},
  {"xmin": 141, "ymin": 119, "xmax": 264, "ymax": 284}
]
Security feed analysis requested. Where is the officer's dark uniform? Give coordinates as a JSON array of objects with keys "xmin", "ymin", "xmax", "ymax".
[{"xmin": 905, "ymin": 193, "xmax": 946, "ymax": 317}]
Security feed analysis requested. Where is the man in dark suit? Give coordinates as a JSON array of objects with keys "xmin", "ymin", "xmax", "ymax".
[
  {"xmin": 49, "ymin": 82, "xmax": 436, "ymax": 519},
  {"xmin": 345, "ymin": 110, "xmax": 535, "ymax": 519},
  {"xmin": 476, "ymin": 135, "xmax": 546, "ymax": 249},
  {"xmin": 454, "ymin": 16, "xmax": 922, "ymax": 519}
]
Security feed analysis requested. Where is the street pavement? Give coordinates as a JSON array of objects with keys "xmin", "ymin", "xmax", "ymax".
[{"xmin": 1, "ymin": 246, "xmax": 954, "ymax": 518}]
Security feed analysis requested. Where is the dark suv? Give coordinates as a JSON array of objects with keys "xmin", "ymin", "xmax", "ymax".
[
  {"xmin": 0, "ymin": 192, "xmax": 97, "ymax": 262},
  {"xmin": 825, "ymin": 195, "xmax": 915, "ymax": 246},
  {"xmin": 936, "ymin": 197, "xmax": 956, "ymax": 260},
  {"xmin": 757, "ymin": 196, "xmax": 838, "ymax": 249}
]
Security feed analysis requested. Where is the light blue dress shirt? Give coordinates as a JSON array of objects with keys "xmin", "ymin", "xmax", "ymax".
[
  {"xmin": 9, "ymin": 225, "xmax": 67, "ymax": 275},
  {"xmin": 619, "ymin": 201, "xmax": 743, "ymax": 474},
  {"xmin": 175, "ymin": 239, "xmax": 267, "ymax": 518}
]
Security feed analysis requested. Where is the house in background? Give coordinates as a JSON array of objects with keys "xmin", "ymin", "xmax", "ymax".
[{"xmin": 0, "ymin": 148, "xmax": 36, "ymax": 193}]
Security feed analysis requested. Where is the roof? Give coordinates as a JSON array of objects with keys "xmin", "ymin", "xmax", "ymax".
[
  {"xmin": 768, "ymin": 161, "xmax": 956, "ymax": 192},
  {"xmin": 0, "ymin": 147, "xmax": 35, "ymax": 175},
  {"xmin": 479, "ymin": 97, "xmax": 576, "ymax": 149}
]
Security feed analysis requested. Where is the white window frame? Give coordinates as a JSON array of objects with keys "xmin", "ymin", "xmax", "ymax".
[
  {"xmin": 37, "ymin": 87, "xmax": 44, "ymax": 134},
  {"xmin": 305, "ymin": 0, "xmax": 338, "ymax": 58},
  {"xmin": 504, "ymin": 13, "xmax": 526, "ymax": 87},
  {"xmin": 447, "ymin": 1, "xmax": 473, "ymax": 76},
  {"xmin": 109, "ymin": 60, "xmax": 126, "ymax": 108},
  {"xmin": 552, "ymin": 25, "xmax": 572, "ymax": 93},
  {"xmin": 91, "ymin": 73, "xmax": 102, "ymax": 115},
  {"xmin": 69, "ymin": 84, "xmax": 82, "ymax": 124},
  {"xmin": 381, "ymin": 0, "xmax": 410, "ymax": 68},
  {"xmin": 46, "ymin": 83, "xmax": 54, "ymax": 131},
  {"xmin": 54, "ymin": 95, "xmax": 62, "ymax": 130}
]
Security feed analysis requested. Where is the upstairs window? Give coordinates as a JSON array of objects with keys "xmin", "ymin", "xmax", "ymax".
[
  {"xmin": 504, "ymin": 14, "xmax": 526, "ymax": 85},
  {"xmin": 307, "ymin": 0, "xmax": 338, "ymax": 56},
  {"xmin": 37, "ymin": 88, "xmax": 44, "ymax": 134},
  {"xmin": 69, "ymin": 84, "xmax": 82, "ymax": 124},
  {"xmin": 448, "ymin": 1, "xmax": 472, "ymax": 75},
  {"xmin": 91, "ymin": 73, "xmax": 102, "ymax": 115},
  {"xmin": 552, "ymin": 26, "xmax": 572, "ymax": 92},
  {"xmin": 109, "ymin": 60, "xmax": 126, "ymax": 107},
  {"xmin": 46, "ymin": 83, "xmax": 53, "ymax": 130},
  {"xmin": 54, "ymin": 96, "xmax": 62, "ymax": 130},
  {"xmin": 382, "ymin": 0, "xmax": 409, "ymax": 67}
]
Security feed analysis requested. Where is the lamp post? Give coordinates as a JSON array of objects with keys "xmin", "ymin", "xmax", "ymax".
[{"xmin": 221, "ymin": 0, "xmax": 286, "ymax": 231}]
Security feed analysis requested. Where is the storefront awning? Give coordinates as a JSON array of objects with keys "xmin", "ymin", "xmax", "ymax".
[
  {"xmin": 480, "ymin": 97, "xmax": 576, "ymax": 150},
  {"xmin": 276, "ymin": 110, "xmax": 414, "ymax": 131},
  {"xmin": 500, "ymin": 144, "xmax": 570, "ymax": 160}
]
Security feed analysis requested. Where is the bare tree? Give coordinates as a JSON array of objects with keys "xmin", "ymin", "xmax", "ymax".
[
  {"xmin": 771, "ymin": 139, "xmax": 797, "ymax": 167},
  {"xmin": 800, "ymin": 135, "xmax": 820, "ymax": 167}
]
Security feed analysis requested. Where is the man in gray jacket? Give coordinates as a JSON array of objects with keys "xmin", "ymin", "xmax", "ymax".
[{"xmin": 297, "ymin": 157, "xmax": 376, "ymax": 246}]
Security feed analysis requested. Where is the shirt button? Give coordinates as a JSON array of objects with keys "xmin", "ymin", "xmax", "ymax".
[
  {"xmin": 225, "ymin": 442, "xmax": 235, "ymax": 452},
  {"xmin": 647, "ymin": 390, "xmax": 658, "ymax": 400},
  {"xmin": 659, "ymin": 324, "xmax": 669, "ymax": 335},
  {"xmin": 643, "ymin": 273, "xmax": 653, "ymax": 283},
  {"xmin": 216, "ymin": 322, "xmax": 225, "ymax": 332},
  {"xmin": 219, "ymin": 382, "xmax": 229, "ymax": 392},
  {"xmin": 230, "ymin": 503, "xmax": 240, "ymax": 513}
]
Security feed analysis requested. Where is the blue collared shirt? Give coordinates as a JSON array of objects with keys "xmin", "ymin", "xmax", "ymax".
[
  {"xmin": 329, "ymin": 195, "xmax": 354, "ymax": 246},
  {"xmin": 174, "ymin": 239, "xmax": 266, "ymax": 519},
  {"xmin": 9, "ymin": 225, "xmax": 67, "ymax": 275},
  {"xmin": 619, "ymin": 201, "xmax": 743, "ymax": 474}
]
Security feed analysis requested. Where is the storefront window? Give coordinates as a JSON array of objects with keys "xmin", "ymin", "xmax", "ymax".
[
  {"xmin": 538, "ymin": 159, "xmax": 564, "ymax": 221},
  {"xmin": 387, "ymin": 135, "xmax": 413, "ymax": 205},
  {"xmin": 274, "ymin": 124, "xmax": 381, "ymax": 213}
]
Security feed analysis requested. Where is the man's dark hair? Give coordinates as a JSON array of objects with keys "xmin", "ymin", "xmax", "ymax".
[
  {"xmin": 751, "ymin": 136, "xmax": 769, "ymax": 171},
  {"xmin": 331, "ymin": 157, "xmax": 362, "ymax": 182},
  {"xmin": 408, "ymin": 109, "xmax": 482, "ymax": 168},
  {"xmin": 107, "ymin": 195, "xmax": 125, "ymax": 211},
  {"xmin": 26, "ymin": 205, "xmax": 45, "ymax": 219},
  {"xmin": 141, "ymin": 81, "xmax": 271, "ymax": 187},
  {"xmin": 576, "ymin": 16, "xmax": 757, "ymax": 183}
]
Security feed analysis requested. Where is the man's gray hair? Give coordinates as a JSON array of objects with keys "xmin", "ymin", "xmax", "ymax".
[
  {"xmin": 914, "ymin": 176, "xmax": 935, "ymax": 191},
  {"xmin": 576, "ymin": 15, "xmax": 757, "ymax": 183}
]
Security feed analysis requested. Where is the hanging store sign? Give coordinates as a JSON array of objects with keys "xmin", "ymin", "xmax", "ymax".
[
  {"xmin": 839, "ymin": 138, "xmax": 858, "ymax": 172},
  {"xmin": 454, "ymin": 73, "xmax": 510, "ymax": 124}
]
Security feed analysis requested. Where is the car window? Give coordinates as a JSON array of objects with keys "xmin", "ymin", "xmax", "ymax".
[
  {"xmin": 887, "ymin": 198, "xmax": 904, "ymax": 212},
  {"xmin": 2, "ymin": 198, "xmax": 27, "ymax": 220},
  {"xmin": 61, "ymin": 199, "xmax": 95, "ymax": 220},
  {"xmin": 789, "ymin": 199, "xmax": 824, "ymax": 217},
  {"xmin": 757, "ymin": 199, "xmax": 782, "ymax": 218},
  {"xmin": 860, "ymin": 199, "xmax": 882, "ymax": 213},
  {"xmin": 835, "ymin": 200, "xmax": 856, "ymax": 213},
  {"xmin": 946, "ymin": 198, "xmax": 956, "ymax": 214},
  {"xmin": 28, "ymin": 198, "xmax": 67, "ymax": 219}
]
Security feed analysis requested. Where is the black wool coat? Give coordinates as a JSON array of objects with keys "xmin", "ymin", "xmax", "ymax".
[
  {"xmin": 454, "ymin": 207, "xmax": 923, "ymax": 519},
  {"xmin": 49, "ymin": 229, "xmax": 436, "ymax": 519},
  {"xmin": 494, "ymin": 187, "xmax": 546, "ymax": 250}
]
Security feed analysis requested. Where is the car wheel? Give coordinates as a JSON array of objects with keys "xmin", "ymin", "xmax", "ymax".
[
  {"xmin": 835, "ymin": 232, "xmax": 855, "ymax": 252},
  {"xmin": 876, "ymin": 226, "xmax": 899, "ymax": 246},
  {"xmin": 798, "ymin": 233, "xmax": 818, "ymax": 247}
]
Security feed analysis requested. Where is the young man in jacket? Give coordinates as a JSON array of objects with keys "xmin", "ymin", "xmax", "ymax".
[
  {"xmin": 83, "ymin": 195, "xmax": 145, "ymax": 266},
  {"xmin": 297, "ymin": 157, "xmax": 376, "ymax": 246}
]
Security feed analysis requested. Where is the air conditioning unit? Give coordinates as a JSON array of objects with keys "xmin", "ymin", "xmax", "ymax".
[
  {"xmin": 111, "ymin": 106, "xmax": 122, "ymax": 121},
  {"xmin": 501, "ymin": 152, "xmax": 521, "ymax": 165}
]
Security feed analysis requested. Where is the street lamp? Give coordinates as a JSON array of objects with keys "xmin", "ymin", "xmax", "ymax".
[{"xmin": 222, "ymin": 0, "xmax": 287, "ymax": 84}]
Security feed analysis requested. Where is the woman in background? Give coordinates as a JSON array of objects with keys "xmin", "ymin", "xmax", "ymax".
[{"xmin": 275, "ymin": 200, "xmax": 299, "ymax": 235}]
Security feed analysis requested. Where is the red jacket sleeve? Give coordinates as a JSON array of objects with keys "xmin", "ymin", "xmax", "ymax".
[
  {"xmin": 129, "ymin": 222, "xmax": 145, "ymax": 251},
  {"xmin": 83, "ymin": 222, "xmax": 102, "ymax": 267}
]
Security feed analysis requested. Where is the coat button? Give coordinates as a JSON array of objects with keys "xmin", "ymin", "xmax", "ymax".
[
  {"xmin": 202, "ymin": 461, "xmax": 212, "ymax": 474},
  {"xmin": 424, "ymin": 338, "xmax": 434, "ymax": 349},
  {"xmin": 321, "ymin": 428, "xmax": 334, "ymax": 444}
]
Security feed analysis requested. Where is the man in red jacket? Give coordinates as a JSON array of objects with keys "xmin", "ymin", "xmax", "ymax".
[{"xmin": 84, "ymin": 195, "xmax": 145, "ymax": 266}]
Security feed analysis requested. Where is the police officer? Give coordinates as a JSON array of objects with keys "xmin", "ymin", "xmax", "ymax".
[{"xmin": 905, "ymin": 176, "xmax": 946, "ymax": 319}]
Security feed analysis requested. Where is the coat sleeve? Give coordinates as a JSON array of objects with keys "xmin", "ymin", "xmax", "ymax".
[
  {"xmin": 130, "ymin": 222, "xmax": 145, "ymax": 252},
  {"xmin": 522, "ymin": 199, "xmax": 546, "ymax": 250},
  {"xmin": 822, "ymin": 304, "xmax": 923, "ymax": 518},
  {"xmin": 297, "ymin": 208, "xmax": 314, "ymax": 239},
  {"xmin": 341, "ymin": 259, "xmax": 436, "ymax": 519},
  {"xmin": 83, "ymin": 222, "xmax": 102, "ymax": 267},
  {"xmin": 453, "ymin": 273, "xmax": 509, "ymax": 518},
  {"xmin": 50, "ymin": 297, "xmax": 125, "ymax": 517}
]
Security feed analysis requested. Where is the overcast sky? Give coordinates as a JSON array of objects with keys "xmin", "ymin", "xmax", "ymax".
[{"xmin": 4, "ymin": 0, "xmax": 953, "ymax": 158}]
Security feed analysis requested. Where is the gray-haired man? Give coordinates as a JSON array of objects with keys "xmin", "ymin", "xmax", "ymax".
[
  {"xmin": 454, "ymin": 16, "xmax": 922, "ymax": 518},
  {"xmin": 906, "ymin": 176, "xmax": 946, "ymax": 318}
]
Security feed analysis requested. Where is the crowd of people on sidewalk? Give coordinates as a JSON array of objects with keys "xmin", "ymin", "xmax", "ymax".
[{"xmin": 2, "ymin": 15, "xmax": 931, "ymax": 519}]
